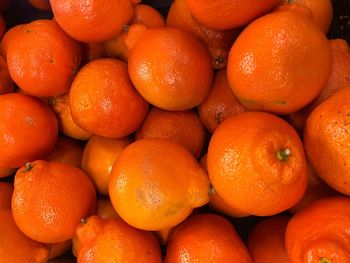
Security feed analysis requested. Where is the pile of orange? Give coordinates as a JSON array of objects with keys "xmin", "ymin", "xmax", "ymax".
[{"xmin": 0, "ymin": 0, "xmax": 349, "ymax": 262}]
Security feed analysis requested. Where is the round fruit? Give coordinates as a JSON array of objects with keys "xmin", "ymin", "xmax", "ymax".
[
  {"xmin": 70, "ymin": 58, "xmax": 149, "ymax": 138},
  {"xmin": 76, "ymin": 216, "xmax": 162, "ymax": 263},
  {"xmin": 208, "ymin": 111, "xmax": 307, "ymax": 216},
  {"xmin": 128, "ymin": 27, "xmax": 213, "ymax": 110},
  {"xmin": 109, "ymin": 138, "xmax": 210, "ymax": 231},
  {"xmin": 0, "ymin": 208, "xmax": 50, "ymax": 263},
  {"xmin": 227, "ymin": 10, "xmax": 331, "ymax": 114},
  {"xmin": 135, "ymin": 107, "xmax": 207, "ymax": 158},
  {"xmin": 286, "ymin": 196, "xmax": 350, "ymax": 262},
  {"xmin": 82, "ymin": 135, "xmax": 132, "ymax": 195},
  {"xmin": 0, "ymin": 93, "xmax": 58, "ymax": 168},
  {"xmin": 50, "ymin": 0, "xmax": 134, "ymax": 42},
  {"xmin": 198, "ymin": 69, "xmax": 246, "ymax": 133},
  {"xmin": 12, "ymin": 160, "xmax": 96, "ymax": 243},
  {"xmin": 304, "ymin": 86, "xmax": 350, "ymax": 195},
  {"xmin": 7, "ymin": 20, "xmax": 82, "ymax": 97},
  {"xmin": 165, "ymin": 213, "xmax": 253, "ymax": 263},
  {"xmin": 183, "ymin": 0, "xmax": 279, "ymax": 30}
]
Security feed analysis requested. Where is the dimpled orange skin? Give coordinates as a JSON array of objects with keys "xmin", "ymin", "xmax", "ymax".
[
  {"xmin": 198, "ymin": 69, "xmax": 247, "ymax": 133},
  {"xmin": 7, "ymin": 20, "xmax": 82, "ymax": 97},
  {"xmin": 128, "ymin": 27, "xmax": 213, "ymax": 111},
  {"xmin": 286, "ymin": 197, "xmax": 350, "ymax": 262},
  {"xmin": 82, "ymin": 135, "xmax": 133, "ymax": 195},
  {"xmin": 76, "ymin": 216, "xmax": 162, "ymax": 263},
  {"xmin": 0, "ymin": 182, "xmax": 13, "ymax": 209},
  {"xmin": 46, "ymin": 136, "xmax": 84, "ymax": 168},
  {"xmin": 135, "ymin": 108, "xmax": 207, "ymax": 158},
  {"xmin": 208, "ymin": 112, "xmax": 307, "ymax": 216},
  {"xmin": 131, "ymin": 4, "xmax": 166, "ymax": 27},
  {"xmin": 199, "ymin": 154, "xmax": 249, "ymax": 217},
  {"xmin": 166, "ymin": 0, "xmax": 239, "ymax": 70},
  {"xmin": 0, "ymin": 209, "xmax": 50, "ymax": 263},
  {"xmin": 227, "ymin": 11, "xmax": 332, "ymax": 115},
  {"xmin": 70, "ymin": 58, "xmax": 149, "ymax": 138},
  {"xmin": 49, "ymin": 91, "xmax": 93, "ymax": 141},
  {"xmin": 12, "ymin": 160, "xmax": 97, "ymax": 243},
  {"xmin": 165, "ymin": 213, "xmax": 253, "ymax": 263},
  {"xmin": 109, "ymin": 138, "xmax": 210, "ymax": 231},
  {"xmin": 248, "ymin": 216, "xmax": 291, "ymax": 263},
  {"xmin": 184, "ymin": 0, "xmax": 279, "ymax": 30},
  {"xmin": 50, "ymin": 0, "xmax": 134, "ymax": 43},
  {"xmin": 0, "ymin": 24, "xmax": 24, "ymax": 58},
  {"xmin": 0, "ymin": 55, "xmax": 14, "ymax": 95},
  {"xmin": 289, "ymin": 161, "xmax": 335, "ymax": 213},
  {"xmin": 288, "ymin": 39, "xmax": 350, "ymax": 133},
  {"xmin": 304, "ymin": 87, "xmax": 350, "ymax": 196},
  {"xmin": 0, "ymin": 93, "xmax": 58, "ymax": 168},
  {"xmin": 281, "ymin": 0, "xmax": 333, "ymax": 33}
]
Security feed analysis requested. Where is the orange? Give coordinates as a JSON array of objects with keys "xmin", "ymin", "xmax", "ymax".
[
  {"xmin": 81, "ymin": 42, "xmax": 105, "ymax": 64},
  {"xmin": 227, "ymin": 10, "xmax": 332, "ymax": 114},
  {"xmin": 109, "ymin": 138, "xmax": 210, "ymax": 231},
  {"xmin": 304, "ymin": 87, "xmax": 350, "ymax": 195},
  {"xmin": 288, "ymin": 39, "xmax": 350, "ymax": 132},
  {"xmin": 167, "ymin": 0, "xmax": 239, "ymax": 69},
  {"xmin": 0, "ymin": 24, "xmax": 24, "ymax": 58},
  {"xmin": 51, "ymin": 0, "xmax": 134, "ymax": 42},
  {"xmin": 49, "ymin": 91, "xmax": 93, "ymax": 141},
  {"xmin": 76, "ymin": 216, "xmax": 162, "ymax": 263},
  {"xmin": 0, "ymin": 55, "xmax": 13, "ymax": 95},
  {"xmin": 48, "ymin": 240, "xmax": 72, "ymax": 260},
  {"xmin": 200, "ymin": 154, "xmax": 249, "ymax": 217},
  {"xmin": 0, "ymin": 93, "xmax": 58, "ymax": 168},
  {"xmin": 281, "ymin": 0, "xmax": 333, "ymax": 33},
  {"xmin": 0, "ymin": 208, "xmax": 50, "ymax": 263},
  {"xmin": 165, "ymin": 213, "xmax": 253, "ymax": 263},
  {"xmin": 290, "ymin": 161, "xmax": 335, "ymax": 213},
  {"xmin": 12, "ymin": 160, "xmax": 97, "ymax": 243},
  {"xmin": 104, "ymin": 23, "xmax": 149, "ymax": 62},
  {"xmin": 183, "ymin": 0, "xmax": 279, "ymax": 30},
  {"xmin": 0, "ymin": 166, "xmax": 16, "ymax": 178},
  {"xmin": 248, "ymin": 215, "xmax": 291, "ymax": 263},
  {"xmin": 7, "ymin": 20, "xmax": 82, "ymax": 97},
  {"xmin": 103, "ymin": 4, "xmax": 165, "ymax": 61},
  {"xmin": 28, "ymin": 0, "xmax": 51, "ymax": 11},
  {"xmin": 131, "ymin": 4, "xmax": 166, "ymax": 27},
  {"xmin": 128, "ymin": 27, "xmax": 213, "ymax": 110},
  {"xmin": 208, "ymin": 111, "xmax": 307, "ymax": 216},
  {"xmin": 198, "ymin": 69, "xmax": 247, "ymax": 133},
  {"xmin": 46, "ymin": 136, "xmax": 84, "ymax": 167},
  {"xmin": 82, "ymin": 135, "xmax": 133, "ymax": 195},
  {"xmin": 96, "ymin": 197, "xmax": 119, "ymax": 219},
  {"xmin": 135, "ymin": 107, "xmax": 207, "ymax": 158},
  {"xmin": 0, "ymin": 182, "xmax": 13, "ymax": 209},
  {"xmin": 70, "ymin": 58, "xmax": 149, "ymax": 138},
  {"xmin": 286, "ymin": 196, "xmax": 350, "ymax": 262}
]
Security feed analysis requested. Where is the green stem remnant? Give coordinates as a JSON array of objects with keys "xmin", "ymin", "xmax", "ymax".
[
  {"xmin": 276, "ymin": 148, "xmax": 291, "ymax": 161},
  {"xmin": 319, "ymin": 258, "xmax": 332, "ymax": 263},
  {"xmin": 80, "ymin": 218, "xmax": 88, "ymax": 224},
  {"xmin": 24, "ymin": 162, "xmax": 33, "ymax": 172}
]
